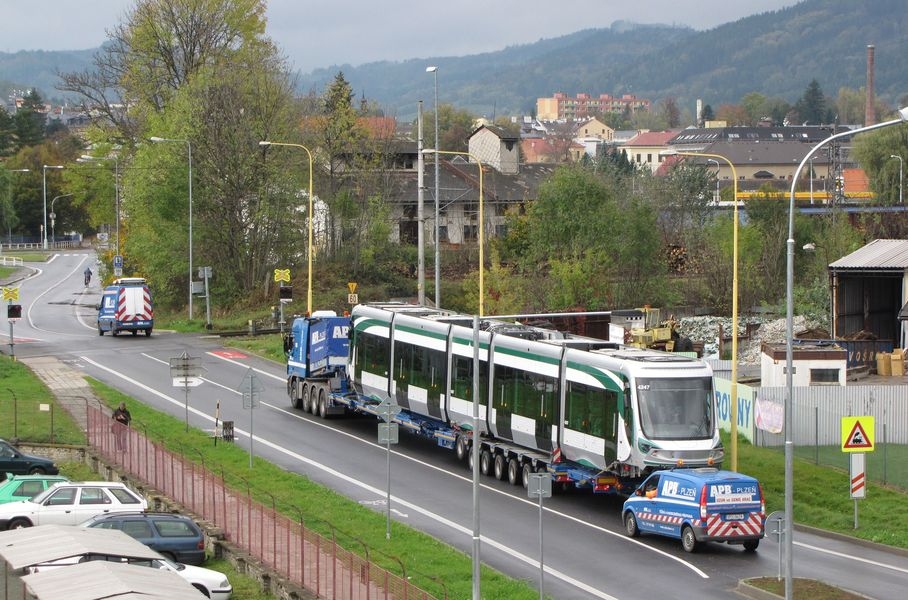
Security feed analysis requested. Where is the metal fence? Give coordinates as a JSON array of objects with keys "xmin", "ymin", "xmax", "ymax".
[
  {"xmin": 754, "ymin": 385, "xmax": 908, "ymax": 491},
  {"xmin": 87, "ymin": 406, "xmax": 439, "ymax": 600}
]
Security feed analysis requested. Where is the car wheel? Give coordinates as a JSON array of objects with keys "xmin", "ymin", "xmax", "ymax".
[
  {"xmin": 28, "ymin": 467, "xmax": 46, "ymax": 475},
  {"xmin": 8, "ymin": 518, "xmax": 32, "ymax": 529},
  {"xmin": 743, "ymin": 540, "xmax": 760, "ymax": 552},
  {"xmin": 480, "ymin": 449, "xmax": 492, "ymax": 476},
  {"xmin": 624, "ymin": 511, "xmax": 640, "ymax": 537},
  {"xmin": 681, "ymin": 525, "xmax": 699, "ymax": 553},
  {"xmin": 507, "ymin": 458, "xmax": 521, "ymax": 486},
  {"xmin": 493, "ymin": 454, "xmax": 507, "ymax": 480},
  {"xmin": 192, "ymin": 583, "xmax": 211, "ymax": 598}
]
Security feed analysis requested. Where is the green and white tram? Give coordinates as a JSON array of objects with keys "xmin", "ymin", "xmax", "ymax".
[{"xmin": 351, "ymin": 303, "xmax": 723, "ymax": 490}]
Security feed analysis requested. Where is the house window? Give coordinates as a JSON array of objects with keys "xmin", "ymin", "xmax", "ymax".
[
  {"xmin": 810, "ymin": 368, "xmax": 840, "ymax": 385},
  {"xmin": 463, "ymin": 225, "xmax": 478, "ymax": 241},
  {"xmin": 438, "ymin": 225, "xmax": 448, "ymax": 243}
]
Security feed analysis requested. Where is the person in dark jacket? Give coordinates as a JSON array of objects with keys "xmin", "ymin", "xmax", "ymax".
[{"xmin": 112, "ymin": 402, "xmax": 131, "ymax": 451}]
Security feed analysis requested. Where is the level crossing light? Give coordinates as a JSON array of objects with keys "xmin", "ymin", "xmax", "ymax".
[
  {"xmin": 785, "ymin": 105, "xmax": 908, "ymax": 600},
  {"xmin": 258, "ymin": 141, "xmax": 315, "ymax": 316},
  {"xmin": 42, "ymin": 165, "xmax": 65, "ymax": 249},
  {"xmin": 149, "ymin": 137, "xmax": 193, "ymax": 320}
]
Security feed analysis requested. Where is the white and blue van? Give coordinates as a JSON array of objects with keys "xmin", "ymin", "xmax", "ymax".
[
  {"xmin": 97, "ymin": 278, "xmax": 154, "ymax": 337},
  {"xmin": 622, "ymin": 467, "xmax": 765, "ymax": 552}
]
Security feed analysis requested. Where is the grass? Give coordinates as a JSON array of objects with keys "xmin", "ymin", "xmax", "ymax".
[{"xmin": 745, "ymin": 577, "xmax": 870, "ymax": 600}]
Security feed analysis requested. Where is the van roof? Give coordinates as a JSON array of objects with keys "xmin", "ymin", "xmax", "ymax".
[
  {"xmin": 666, "ymin": 468, "xmax": 758, "ymax": 484},
  {"xmin": 113, "ymin": 277, "xmax": 147, "ymax": 285}
]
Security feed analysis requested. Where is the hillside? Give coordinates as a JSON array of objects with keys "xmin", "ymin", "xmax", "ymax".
[{"xmin": 2, "ymin": 0, "xmax": 906, "ymax": 120}]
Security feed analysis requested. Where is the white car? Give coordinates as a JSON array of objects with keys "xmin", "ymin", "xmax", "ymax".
[
  {"xmin": 0, "ymin": 481, "xmax": 147, "ymax": 530},
  {"xmin": 146, "ymin": 557, "xmax": 233, "ymax": 599}
]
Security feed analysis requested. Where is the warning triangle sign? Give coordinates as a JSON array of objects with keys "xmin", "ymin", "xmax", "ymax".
[{"xmin": 845, "ymin": 421, "xmax": 872, "ymax": 449}]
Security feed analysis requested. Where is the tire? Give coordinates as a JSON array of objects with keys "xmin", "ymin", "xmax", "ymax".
[
  {"xmin": 455, "ymin": 435, "xmax": 468, "ymax": 461},
  {"xmin": 8, "ymin": 517, "xmax": 31, "ymax": 529},
  {"xmin": 743, "ymin": 540, "xmax": 760, "ymax": 552},
  {"xmin": 98, "ymin": 326, "xmax": 104, "ymax": 336},
  {"xmin": 28, "ymin": 467, "xmax": 46, "ymax": 475},
  {"xmin": 290, "ymin": 380, "xmax": 302, "ymax": 409},
  {"xmin": 145, "ymin": 329, "xmax": 152, "ymax": 337},
  {"xmin": 507, "ymin": 458, "xmax": 521, "ymax": 486},
  {"xmin": 521, "ymin": 463, "xmax": 532, "ymax": 488},
  {"xmin": 111, "ymin": 328, "xmax": 119, "ymax": 337},
  {"xmin": 318, "ymin": 388, "xmax": 328, "ymax": 419},
  {"xmin": 308, "ymin": 385, "xmax": 318, "ymax": 414},
  {"xmin": 494, "ymin": 454, "xmax": 507, "ymax": 480},
  {"xmin": 681, "ymin": 525, "xmax": 699, "ymax": 553},
  {"xmin": 624, "ymin": 511, "xmax": 640, "ymax": 537},
  {"xmin": 480, "ymin": 449, "xmax": 493, "ymax": 476},
  {"xmin": 131, "ymin": 330, "xmax": 138, "ymax": 336}
]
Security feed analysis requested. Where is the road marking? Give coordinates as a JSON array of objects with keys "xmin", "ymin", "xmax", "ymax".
[
  {"xmin": 795, "ymin": 539, "xmax": 908, "ymax": 574},
  {"xmin": 81, "ymin": 353, "xmax": 707, "ymax": 597}
]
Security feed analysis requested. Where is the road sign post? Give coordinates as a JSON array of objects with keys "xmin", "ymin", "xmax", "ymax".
[
  {"xmin": 377, "ymin": 399, "xmax": 401, "ymax": 540},
  {"xmin": 169, "ymin": 351, "xmax": 205, "ymax": 431},
  {"xmin": 842, "ymin": 416, "xmax": 874, "ymax": 530},
  {"xmin": 239, "ymin": 368, "xmax": 264, "ymax": 468},
  {"xmin": 528, "ymin": 472, "xmax": 552, "ymax": 600}
]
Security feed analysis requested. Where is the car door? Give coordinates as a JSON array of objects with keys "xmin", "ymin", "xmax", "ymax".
[
  {"xmin": 635, "ymin": 473, "xmax": 661, "ymax": 533},
  {"xmin": 35, "ymin": 486, "xmax": 79, "ymax": 525},
  {"xmin": 73, "ymin": 486, "xmax": 116, "ymax": 523},
  {"xmin": 0, "ymin": 441, "xmax": 21, "ymax": 475}
]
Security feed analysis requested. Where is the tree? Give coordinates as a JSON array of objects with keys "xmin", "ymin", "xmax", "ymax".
[
  {"xmin": 700, "ymin": 104, "xmax": 715, "ymax": 124},
  {"xmin": 13, "ymin": 89, "xmax": 47, "ymax": 148},
  {"xmin": 794, "ymin": 79, "xmax": 833, "ymax": 125},
  {"xmin": 0, "ymin": 107, "xmax": 16, "ymax": 157},
  {"xmin": 660, "ymin": 97, "xmax": 681, "ymax": 128}
]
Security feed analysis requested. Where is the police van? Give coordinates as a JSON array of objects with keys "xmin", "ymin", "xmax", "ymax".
[
  {"xmin": 97, "ymin": 277, "xmax": 154, "ymax": 337},
  {"xmin": 622, "ymin": 467, "xmax": 765, "ymax": 552}
]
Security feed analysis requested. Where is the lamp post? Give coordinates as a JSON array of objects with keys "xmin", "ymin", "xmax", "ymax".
[
  {"xmin": 3, "ymin": 169, "xmax": 30, "ymax": 250},
  {"xmin": 149, "ymin": 137, "xmax": 193, "ymax": 320},
  {"xmin": 426, "ymin": 65, "xmax": 441, "ymax": 307},
  {"xmin": 664, "ymin": 150, "xmax": 739, "ymax": 472},
  {"xmin": 889, "ymin": 154, "xmax": 903, "ymax": 204},
  {"xmin": 42, "ymin": 165, "xmax": 65, "ymax": 249},
  {"xmin": 786, "ymin": 106, "xmax": 908, "ymax": 600},
  {"xmin": 79, "ymin": 155, "xmax": 120, "ymax": 257},
  {"xmin": 706, "ymin": 159, "xmax": 720, "ymax": 203},
  {"xmin": 258, "ymin": 141, "xmax": 315, "ymax": 316},
  {"xmin": 49, "ymin": 193, "xmax": 73, "ymax": 245},
  {"xmin": 422, "ymin": 149, "xmax": 484, "ymax": 316}
]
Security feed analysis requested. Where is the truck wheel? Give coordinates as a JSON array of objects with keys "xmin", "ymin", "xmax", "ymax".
[
  {"xmin": 681, "ymin": 525, "xmax": 700, "ymax": 553},
  {"xmin": 743, "ymin": 540, "xmax": 759, "ymax": 552},
  {"xmin": 507, "ymin": 458, "xmax": 521, "ymax": 486},
  {"xmin": 308, "ymin": 386, "xmax": 318, "ymax": 414},
  {"xmin": 290, "ymin": 381, "xmax": 302, "ymax": 409},
  {"xmin": 624, "ymin": 512, "xmax": 640, "ymax": 537},
  {"xmin": 480, "ymin": 449, "xmax": 493, "ymax": 476},
  {"xmin": 494, "ymin": 454, "xmax": 507, "ymax": 480},
  {"xmin": 318, "ymin": 388, "xmax": 328, "ymax": 419},
  {"xmin": 455, "ymin": 435, "xmax": 468, "ymax": 461},
  {"xmin": 521, "ymin": 463, "xmax": 532, "ymax": 488}
]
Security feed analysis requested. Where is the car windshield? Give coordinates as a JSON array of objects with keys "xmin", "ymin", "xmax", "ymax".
[{"xmin": 636, "ymin": 376, "xmax": 713, "ymax": 440}]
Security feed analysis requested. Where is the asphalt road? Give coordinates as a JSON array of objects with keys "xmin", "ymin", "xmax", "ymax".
[{"xmin": 5, "ymin": 250, "xmax": 908, "ymax": 600}]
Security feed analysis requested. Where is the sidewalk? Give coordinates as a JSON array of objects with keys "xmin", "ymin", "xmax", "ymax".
[{"xmin": 18, "ymin": 355, "xmax": 103, "ymax": 432}]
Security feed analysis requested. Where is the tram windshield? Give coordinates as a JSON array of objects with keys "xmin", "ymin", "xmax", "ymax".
[{"xmin": 636, "ymin": 376, "xmax": 713, "ymax": 440}]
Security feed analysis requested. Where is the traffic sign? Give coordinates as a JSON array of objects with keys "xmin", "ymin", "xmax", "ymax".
[
  {"xmin": 348, "ymin": 293, "xmax": 359, "ymax": 304},
  {"xmin": 2, "ymin": 287, "xmax": 19, "ymax": 301},
  {"xmin": 113, "ymin": 255, "xmax": 123, "ymax": 269},
  {"xmin": 841, "ymin": 416, "xmax": 874, "ymax": 452},
  {"xmin": 850, "ymin": 453, "xmax": 866, "ymax": 499},
  {"xmin": 378, "ymin": 422, "xmax": 399, "ymax": 444},
  {"xmin": 172, "ymin": 376, "xmax": 204, "ymax": 387},
  {"xmin": 274, "ymin": 268, "xmax": 291, "ymax": 283}
]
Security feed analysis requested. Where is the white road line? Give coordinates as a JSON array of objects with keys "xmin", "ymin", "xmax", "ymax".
[{"xmin": 795, "ymin": 539, "xmax": 908, "ymax": 574}]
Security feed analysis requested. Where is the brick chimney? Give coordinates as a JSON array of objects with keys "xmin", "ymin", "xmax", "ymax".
[{"xmin": 865, "ymin": 45, "xmax": 875, "ymax": 126}]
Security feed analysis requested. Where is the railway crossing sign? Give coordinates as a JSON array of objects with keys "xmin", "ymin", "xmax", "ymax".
[
  {"xmin": 841, "ymin": 416, "xmax": 874, "ymax": 452},
  {"xmin": 274, "ymin": 268, "xmax": 290, "ymax": 283},
  {"xmin": 2, "ymin": 287, "xmax": 19, "ymax": 301}
]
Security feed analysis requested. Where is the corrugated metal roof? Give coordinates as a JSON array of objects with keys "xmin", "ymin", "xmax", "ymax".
[
  {"xmin": 21, "ymin": 560, "xmax": 204, "ymax": 600},
  {"xmin": 829, "ymin": 239, "xmax": 908, "ymax": 270},
  {"xmin": 0, "ymin": 524, "xmax": 160, "ymax": 569}
]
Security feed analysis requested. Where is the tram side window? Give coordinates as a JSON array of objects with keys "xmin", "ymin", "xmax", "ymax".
[
  {"xmin": 566, "ymin": 381, "xmax": 618, "ymax": 439},
  {"xmin": 452, "ymin": 354, "xmax": 489, "ymax": 405},
  {"xmin": 357, "ymin": 332, "xmax": 389, "ymax": 374}
]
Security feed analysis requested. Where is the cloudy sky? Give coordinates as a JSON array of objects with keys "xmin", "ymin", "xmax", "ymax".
[{"xmin": 2, "ymin": 1, "xmax": 801, "ymax": 73}]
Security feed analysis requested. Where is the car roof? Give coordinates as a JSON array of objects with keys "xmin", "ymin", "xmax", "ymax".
[{"xmin": 2, "ymin": 473, "xmax": 68, "ymax": 481}]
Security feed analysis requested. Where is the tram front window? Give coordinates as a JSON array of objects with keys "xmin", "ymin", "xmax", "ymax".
[{"xmin": 636, "ymin": 377, "xmax": 713, "ymax": 440}]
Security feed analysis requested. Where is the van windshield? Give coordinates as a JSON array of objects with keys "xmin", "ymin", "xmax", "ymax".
[{"xmin": 636, "ymin": 376, "xmax": 713, "ymax": 440}]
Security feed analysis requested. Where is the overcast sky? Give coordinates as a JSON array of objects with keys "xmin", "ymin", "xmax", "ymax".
[{"xmin": 2, "ymin": 1, "xmax": 801, "ymax": 74}]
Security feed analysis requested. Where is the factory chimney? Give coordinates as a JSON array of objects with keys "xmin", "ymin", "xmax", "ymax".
[{"xmin": 865, "ymin": 45, "xmax": 875, "ymax": 126}]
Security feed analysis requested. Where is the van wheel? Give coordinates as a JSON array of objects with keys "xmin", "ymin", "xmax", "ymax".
[
  {"xmin": 131, "ymin": 330, "xmax": 138, "ymax": 336},
  {"xmin": 145, "ymin": 329, "xmax": 152, "ymax": 337},
  {"xmin": 480, "ymin": 449, "xmax": 492, "ymax": 476},
  {"xmin": 507, "ymin": 458, "xmax": 521, "ymax": 485},
  {"xmin": 681, "ymin": 525, "xmax": 699, "ymax": 553},
  {"xmin": 494, "ymin": 454, "xmax": 507, "ymax": 480},
  {"xmin": 98, "ymin": 327, "xmax": 104, "ymax": 336},
  {"xmin": 624, "ymin": 511, "xmax": 640, "ymax": 537},
  {"xmin": 743, "ymin": 540, "xmax": 759, "ymax": 552}
]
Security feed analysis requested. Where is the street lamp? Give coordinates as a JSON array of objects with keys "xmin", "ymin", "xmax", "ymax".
[
  {"xmin": 706, "ymin": 158, "xmax": 720, "ymax": 203},
  {"xmin": 42, "ymin": 165, "xmax": 65, "ymax": 249},
  {"xmin": 49, "ymin": 193, "xmax": 73, "ymax": 245},
  {"xmin": 258, "ymin": 141, "xmax": 315, "ymax": 316},
  {"xmin": 426, "ymin": 65, "xmax": 441, "ymax": 307},
  {"xmin": 3, "ymin": 169, "xmax": 29, "ymax": 250},
  {"xmin": 663, "ymin": 149, "xmax": 739, "ymax": 472},
  {"xmin": 786, "ymin": 105, "xmax": 908, "ymax": 600},
  {"xmin": 149, "ymin": 137, "xmax": 193, "ymax": 320},
  {"xmin": 422, "ymin": 149, "xmax": 484, "ymax": 316},
  {"xmin": 79, "ymin": 155, "xmax": 120, "ymax": 257},
  {"xmin": 889, "ymin": 154, "xmax": 903, "ymax": 204}
]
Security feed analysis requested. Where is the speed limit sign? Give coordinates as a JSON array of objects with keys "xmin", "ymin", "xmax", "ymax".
[{"xmin": 348, "ymin": 293, "xmax": 358, "ymax": 304}]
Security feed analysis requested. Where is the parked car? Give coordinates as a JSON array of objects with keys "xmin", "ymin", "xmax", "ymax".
[
  {"xmin": 622, "ymin": 467, "xmax": 765, "ymax": 552},
  {"xmin": 0, "ymin": 481, "xmax": 147, "ymax": 530},
  {"xmin": 146, "ymin": 557, "xmax": 232, "ymax": 599},
  {"xmin": 0, "ymin": 438, "xmax": 60, "ymax": 478},
  {"xmin": 80, "ymin": 511, "xmax": 207, "ymax": 565},
  {"xmin": 0, "ymin": 474, "xmax": 69, "ymax": 504}
]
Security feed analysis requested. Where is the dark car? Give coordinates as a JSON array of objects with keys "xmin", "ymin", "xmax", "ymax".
[
  {"xmin": 80, "ymin": 512, "xmax": 207, "ymax": 565},
  {"xmin": 0, "ymin": 439, "xmax": 59, "ymax": 479}
]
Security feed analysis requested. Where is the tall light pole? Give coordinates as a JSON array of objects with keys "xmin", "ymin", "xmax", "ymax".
[
  {"xmin": 422, "ymin": 149, "xmax": 484, "ymax": 316},
  {"xmin": 426, "ymin": 65, "xmax": 441, "ymax": 307},
  {"xmin": 258, "ymin": 141, "xmax": 315, "ymax": 316},
  {"xmin": 786, "ymin": 106, "xmax": 908, "ymax": 600},
  {"xmin": 150, "ymin": 137, "xmax": 193, "ymax": 320},
  {"xmin": 42, "ymin": 165, "xmax": 65, "ymax": 249},
  {"xmin": 49, "ymin": 193, "xmax": 73, "ymax": 245},
  {"xmin": 79, "ymin": 155, "xmax": 120, "ymax": 257},
  {"xmin": 663, "ymin": 149, "xmax": 739, "ymax": 471},
  {"xmin": 3, "ymin": 169, "xmax": 30, "ymax": 250},
  {"xmin": 706, "ymin": 158, "xmax": 720, "ymax": 203},
  {"xmin": 889, "ymin": 154, "xmax": 903, "ymax": 204}
]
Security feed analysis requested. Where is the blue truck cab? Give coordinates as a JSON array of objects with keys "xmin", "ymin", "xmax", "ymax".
[
  {"xmin": 285, "ymin": 311, "xmax": 352, "ymax": 414},
  {"xmin": 97, "ymin": 277, "xmax": 154, "ymax": 337},
  {"xmin": 622, "ymin": 467, "xmax": 765, "ymax": 552}
]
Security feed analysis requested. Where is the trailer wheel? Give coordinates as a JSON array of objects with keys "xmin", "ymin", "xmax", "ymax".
[
  {"xmin": 318, "ymin": 387, "xmax": 328, "ymax": 418},
  {"xmin": 308, "ymin": 385, "xmax": 318, "ymax": 414},
  {"xmin": 290, "ymin": 380, "xmax": 302, "ymax": 409},
  {"xmin": 455, "ymin": 435, "xmax": 468, "ymax": 461},
  {"xmin": 480, "ymin": 449, "xmax": 493, "ymax": 476},
  {"xmin": 494, "ymin": 454, "xmax": 507, "ymax": 480},
  {"xmin": 624, "ymin": 511, "xmax": 640, "ymax": 537},
  {"xmin": 521, "ymin": 463, "xmax": 532, "ymax": 488},
  {"xmin": 681, "ymin": 525, "xmax": 700, "ymax": 553},
  {"xmin": 507, "ymin": 458, "xmax": 521, "ymax": 486}
]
